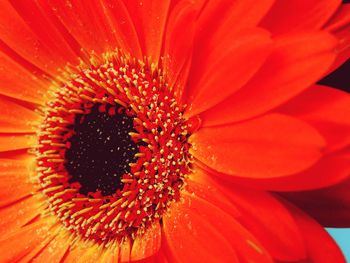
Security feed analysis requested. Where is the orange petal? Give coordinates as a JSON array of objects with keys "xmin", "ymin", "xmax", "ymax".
[
  {"xmin": 0, "ymin": 96, "xmax": 40, "ymax": 133},
  {"xmin": 0, "ymin": 1, "xmax": 78, "ymax": 76},
  {"xmin": 38, "ymin": 0, "xmax": 111, "ymax": 55},
  {"xmin": 122, "ymin": 0, "xmax": 171, "ymax": 62},
  {"xmin": 31, "ymin": 232, "xmax": 70, "ymax": 263},
  {"xmin": 98, "ymin": 245, "xmax": 119, "ymax": 263},
  {"xmin": 76, "ymin": 247, "xmax": 103, "ymax": 263},
  {"xmin": 187, "ymin": 169, "xmax": 241, "ymax": 219},
  {"xmin": 0, "ymin": 196, "xmax": 41, "ymax": 239},
  {"xmin": 201, "ymin": 32, "xmax": 337, "ymax": 126},
  {"xmin": 285, "ymin": 202, "xmax": 346, "ymax": 263},
  {"xmin": 17, "ymin": 224, "xmax": 64, "ymax": 263},
  {"xmin": 0, "ymin": 134, "xmax": 36, "ymax": 152},
  {"xmin": 131, "ymin": 250, "xmax": 170, "ymax": 263},
  {"xmin": 0, "ymin": 158, "xmax": 36, "ymax": 207},
  {"xmin": 196, "ymin": 0, "xmax": 273, "ymax": 29},
  {"xmin": 9, "ymin": 0, "xmax": 82, "ymax": 59},
  {"xmin": 0, "ymin": 52, "xmax": 48, "ymax": 104},
  {"xmin": 119, "ymin": 237, "xmax": 131, "ymax": 262},
  {"xmin": 188, "ymin": 0, "xmax": 274, "ymax": 99},
  {"xmin": 278, "ymin": 85, "xmax": 350, "ymax": 152},
  {"xmin": 185, "ymin": 28, "xmax": 272, "ymax": 117},
  {"xmin": 164, "ymin": 191, "xmax": 273, "ymax": 263},
  {"xmin": 163, "ymin": 194, "xmax": 239, "ymax": 263},
  {"xmin": 64, "ymin": 243, "xmax": 104, "ymax": 263},
  {"xmin": 131, "ymin": 221, "xmax": 162, "ymax": 261},
  {"xmin": 194, "ymin": 0, "xmax": 274, "ymax": 50},
  {"xmin": 39, "ymin": 0, "xmax": 142, "ymax": 59},
  {"xmin": 260, "ymin": 0, "xmax": 341, "ymax": 35},
  {"xmin": 0, "ymin": 219, "xmax": 54, "ymax": 263},
  {"xmin": 190, "ymin": 113, "xmax": 325, "ymax": 178},
  {"xmin": 96, "ymin": 0, "xmax": 143, "ymax": 58}
]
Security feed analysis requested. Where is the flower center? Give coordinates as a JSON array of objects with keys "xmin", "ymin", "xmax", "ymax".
[
  {"xmin": 64, "ymin": 103, "xmax": 138, "ymax": 196},
  {"xmin": 35, "ymin": 51, "xmax": 193, "ymax": 243}
]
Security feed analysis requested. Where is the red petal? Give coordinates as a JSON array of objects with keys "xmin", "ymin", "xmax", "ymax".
[
  {"xmin": 329, "ymin": 24, "xmax": 350, "ymax": 72},
  {"xmin": 201, "ymin": 32, "xmax": 337, "ymax": 126},
  {"xmin": 278, "ymin": 85, "xmax": 350, "ymax": 152},
  {"xmin": 190, "ymin": 113, "xmax": 325, "ymax": 178},
  {"xmin": 325, "ymin": 4, "xmax": 350, "ymax": 70},
  {"xmin": 260, "ymin": 0, "xmax": 341, "ymax": 35},
  {"xmin": 131, "ymin": 221, "xmax": 161, "ymax": 261},
  {"xmin": 227, "ymin": 151, "xmax": 350, "ymax": 192},
  {"xmin": 185, "ymin": 28, "xmax": 272, "ymax": 117},
  {"xmin": 191, "ymin": 169, "xmax": 306, "ymax": 261},
  {"xmin": 122, "ymin": 0, "xmax": 171, "ymax": 62},
  {"xmin": 225, "ymin": 191, "xmax": 306, "ymax": 261},
  {"xmin": 325, "ymin": 4, "xmax": 350, "ymax": 31},
  {"xmin": 285, "ymin": 202, "xmax": 346, "ymax": 263},
  {"xmin": 282, "ymin": 177, "xmax": 350, "ymax": 227},
  {"xmin": 162, "ymin": 1, "xmax": 198, "ymax": 94},
  {"xmin": 154, "ymin": 250, "xmax": 172, "ymax": 263}
]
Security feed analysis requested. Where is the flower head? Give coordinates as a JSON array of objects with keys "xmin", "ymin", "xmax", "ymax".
[{"xmin": 0, "ymin": 1, "xmax": 350, "ymax": 262}]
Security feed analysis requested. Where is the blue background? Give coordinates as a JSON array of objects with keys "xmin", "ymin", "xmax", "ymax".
[{"xmin": 328, "ymin": 228, "xmax": 350, "ymax": 261}]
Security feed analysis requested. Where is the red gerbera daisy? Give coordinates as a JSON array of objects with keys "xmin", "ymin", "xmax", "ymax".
[{"xmin": 0, "ymin": 1, "xmax": 349, "ymax": 262}]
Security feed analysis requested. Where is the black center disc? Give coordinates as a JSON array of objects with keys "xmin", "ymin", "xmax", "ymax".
[{"xmin": 64, "ymin": 104, "xmax": 138, "ymax": 196}]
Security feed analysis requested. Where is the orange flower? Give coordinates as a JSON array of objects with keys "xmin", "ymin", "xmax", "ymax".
[{"xmin": 0, "ymin": 1, "xmax": 349, "ymax": 262}]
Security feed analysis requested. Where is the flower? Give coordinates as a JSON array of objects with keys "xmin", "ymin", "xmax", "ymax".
[{"xmin": 0, "ymin": 1, "xmax": 349, "ymax": 262}]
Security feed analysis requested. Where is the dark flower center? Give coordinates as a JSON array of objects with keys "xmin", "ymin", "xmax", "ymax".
[{"xmin": 65, "ymin": 103, "xmax": 138, "ymax": 196}]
